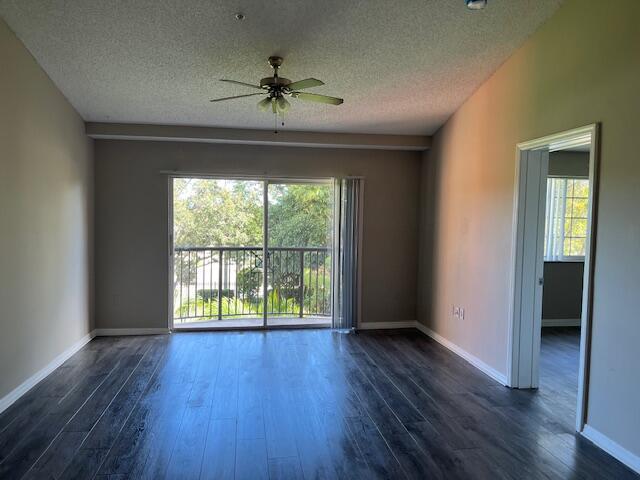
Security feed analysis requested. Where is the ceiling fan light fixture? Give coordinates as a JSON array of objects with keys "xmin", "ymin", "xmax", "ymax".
[
  {"xmin": 257, "ymin": 97, "xmax": 272, "ymax": 111},
  {"xmin": 276, "ymin": 96, "xmax": 290, "ymax": 113},
  {"xmin": 211, "ymin": 56, "xmax": 343, "ymax": 132},
  {"xmin": 465, "ymin": 0, "xmax": 487, "ymax": 10}
]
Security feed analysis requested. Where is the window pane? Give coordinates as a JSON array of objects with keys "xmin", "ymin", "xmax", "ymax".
[
  {"xmin": 564, "ymin": 217, "xmax": 572, "ymax": 234},
  {"xmin": 569, "ymin": 238, "xmax": 586, "ymax": 256},
  {"xmin": 571, "ymin": 219, "xmax": 588, "ymax": 237},
  {"xmin": 566, "ymin": 179, "xmax": 574, "ymax": 197},
  {"xmin": 572, "ymin": 180, "xmax": 589, "ymax": 198},
  {"xmin": 571, "ymin": 198, "xmax": 588, "ymax": 218},
  {"xmin": 546, "ymin": 177, "xmax": 589, "ymax": 260}
]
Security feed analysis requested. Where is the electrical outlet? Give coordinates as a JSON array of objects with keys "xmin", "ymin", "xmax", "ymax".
[
  {"xmin": 453, "ymin": 306, "xmax": 460, "ymax": 319},
  {"xmin": 460, "ymin": 307, "xmax": 465, "ymax": 320}
]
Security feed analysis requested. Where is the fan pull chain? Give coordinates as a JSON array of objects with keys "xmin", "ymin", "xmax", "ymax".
[{"xmin": 274, "ymin": 111, "xmax": 285, "ymax": 134}]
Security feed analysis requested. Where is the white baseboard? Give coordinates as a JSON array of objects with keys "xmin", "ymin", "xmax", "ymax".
[
  {"xmin": 94, "ymin": 328, "xmax": 170, "ymax": 336},
  {"xmin": 357, "ymin": 321, "xmax": 417, "ymax": 330},
  {"xmin": 582, "ymin": 425, "xmax": 640, "ymax": 474},
  {"xmin": 0, "ymin": 330, "xmax": 96, "ymax": 415},
  {"xmin": 542, "ymin": 318, "xmax": 581, "ymax": 327},
  {"xmin": 414, "ymin": 322, "xmax": 508, "ymax": 386}
]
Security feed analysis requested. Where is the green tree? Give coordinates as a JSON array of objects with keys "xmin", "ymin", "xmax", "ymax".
[
  {"xmin": 174, "ymin": 178, "xmax": 263, "ymax": 247},
  {"xmin": 268, "ymin": 184, "xmax": 333, "ymax": 247}
]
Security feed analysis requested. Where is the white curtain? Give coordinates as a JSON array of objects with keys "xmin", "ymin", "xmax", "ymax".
[
  {"xmin": 544, "ymin": 178, "xmax": 567, "ymax": 261},
  {"xmin": 333, "ymin": 178, "xmax": 362, "ymax": 330}
]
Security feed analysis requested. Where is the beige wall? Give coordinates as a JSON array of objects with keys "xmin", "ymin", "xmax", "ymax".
[
  {"xmin": 418, "ymin": 0, "xmax": 640, "ymax": 457},
  {"xmin": 0, "ymin": 19, "xmax": 93, "ymax": 400},
  {"xmin": 94, "ymin": 140, "xmax": 420, "ymax": 329}
]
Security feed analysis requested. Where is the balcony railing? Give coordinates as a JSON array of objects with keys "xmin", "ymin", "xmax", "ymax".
[{"xmin": 173, "ymin": 246, "xmax": 332, "ymax": 322}]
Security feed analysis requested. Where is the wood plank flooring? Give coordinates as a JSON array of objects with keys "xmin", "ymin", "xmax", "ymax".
[{"xmin": 0, "ymin": 328, "xmax": 636, "ymax": 479}]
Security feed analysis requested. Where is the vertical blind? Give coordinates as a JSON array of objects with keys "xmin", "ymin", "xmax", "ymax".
[{"xmin": 333, "ymin": 178, "xmax": 361, "ymax": 330}]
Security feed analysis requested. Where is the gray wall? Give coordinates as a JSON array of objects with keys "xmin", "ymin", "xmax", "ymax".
[
  {"xmin": 542, "ymin": 262, "xmax": 584, "ymax": 322},
  {"xmin": 94, "ymin": 140, "xmax": 420, "ymax": 329},
  {"xmin": 418, "ymin": 0, "xmax": 640, "ymax": 457},
  {"xmin": 548, "ymin": 151, "xmax": 590, "ymax": 177},
  {"xmin": 0, "ymin": 19, "xmax": 93, "ymax": 400}
]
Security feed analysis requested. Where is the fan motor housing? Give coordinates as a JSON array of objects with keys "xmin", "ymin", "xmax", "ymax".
[{"xmin": 260, "ymin": 77, "xmax": 291, "ymax": 89}]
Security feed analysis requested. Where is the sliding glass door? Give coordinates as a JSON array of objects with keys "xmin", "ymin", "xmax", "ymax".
[{"xmin": 171, "ymin": 177, "xmax": 333, "ymax": 330}]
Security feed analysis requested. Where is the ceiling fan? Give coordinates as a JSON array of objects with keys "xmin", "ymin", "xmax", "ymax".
[{"xmin": 210, "ymin": 56, "xmax": 344, "ymax": 130}]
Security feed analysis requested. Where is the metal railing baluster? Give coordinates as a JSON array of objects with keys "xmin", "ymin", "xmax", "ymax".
[{"xmin": 173, "ymin": 246, "xmax": 331, "ymax": 321}]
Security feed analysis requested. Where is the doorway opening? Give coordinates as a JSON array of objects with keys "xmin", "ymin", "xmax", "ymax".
[
  {"xmin": 170, "ymin": 176, "xmax": 334, "ymax": 330},
  {"xmin": 508, "ymin": 124, "xmax": 599, "ymax": 432}
]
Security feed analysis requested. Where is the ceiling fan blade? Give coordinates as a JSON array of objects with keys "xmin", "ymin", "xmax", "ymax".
[
  {"xmin": 219, "ymin": 79, "xmax": 263, "ymax": 90},
  {"xmin": 257, "ymin": 97, "xmax": 272, "ymax": 111},
  {"xmin": 286, "ymin": 78, "xmax": 325, "ymax": 90},
  {"xmin": 210, "ymin": 93, "xmax": 265, "ymax": 102},
  {"xmin": 276, "ymin": 96, "xmax": 290, "ymax": 113},
  {"xmin": 291, "ymin": 92, "xmax": 343, "ymax": 105}
]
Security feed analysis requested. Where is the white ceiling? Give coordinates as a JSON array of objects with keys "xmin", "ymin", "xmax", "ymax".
[{"xmin": 0, "ymin": 0, "xmax": 563, "ymax": 135}]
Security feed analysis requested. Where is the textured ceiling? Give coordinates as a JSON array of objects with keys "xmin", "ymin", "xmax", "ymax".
[{"xmin": 0, "ymin": 0, "xmax": 563, "ymax": 135}]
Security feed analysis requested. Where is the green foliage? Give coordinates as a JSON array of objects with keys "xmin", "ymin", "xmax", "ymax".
[
  {"xmin": 175, "ymin": 290, "xmax": 297, "ymax": 320},
  {"xmin": 173, "ymin": 179, "xmax": 263, "ymax": 248},
  {"xmin": 197, "ymin": 288, "xmax": 234, "ymax": 301},
  {"xmin": 173, "ymin": 179, "xmax": 333, "ymax": 249},
  {"xmin": 268, "ymin": 184, "xmax": 333, "ymax": 247},
  {"xmin": 236, "ymin": 267, "xmax": 263, "ymax": 300}
]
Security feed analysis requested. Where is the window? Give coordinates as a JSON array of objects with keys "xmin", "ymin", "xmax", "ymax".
[{"xmin": 544, "ymin": 177, "xmax": 589, "ymax": 261}]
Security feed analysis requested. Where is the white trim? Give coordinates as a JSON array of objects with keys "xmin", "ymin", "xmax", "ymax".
[
  {"xmin": 356, "ymin": 321, "xmax": 417, "ymax": 330},
  {"xmin": 414, "ymin": 322, "xmax": 508, "ymax": 386},
  {"xmin": 582, "ymin": 425, "xmax": 640, "ymax": 474},
  {"xmin": 542, "ymin": 318, "xmax": 581, "ymax": 327},
  {"xmin": 0, "ymin": 330, "xmax": 96, "ymax": 414},
  {"xmin": 94, "ymin": 328, "xmax": 170, "ymax": 336},
  {"xmin": 516, "ymin": 125, "xmax": 596, "ymax": 151}
]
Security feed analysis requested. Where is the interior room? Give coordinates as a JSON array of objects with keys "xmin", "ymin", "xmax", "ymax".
[
  {"xmin": 540, "ymin": 143, "xmax": 591, "ymax": 419},
  {"xmin": 1, "ymin": 1, "xmax": 639, "ymax": 479}
]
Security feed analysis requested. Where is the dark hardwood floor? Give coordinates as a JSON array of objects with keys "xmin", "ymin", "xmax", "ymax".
[
  {"xmin": 0, "ymin": 328, "xmax": 636, "ymax": 479},
  {"xmin": 540, "ymin": 327, "xmax": 581, "ymax": 419}
]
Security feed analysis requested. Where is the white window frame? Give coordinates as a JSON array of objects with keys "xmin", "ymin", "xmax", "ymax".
[{"xmin": 544, "ymin": 175, "xmax": 589, "ymax": 263}]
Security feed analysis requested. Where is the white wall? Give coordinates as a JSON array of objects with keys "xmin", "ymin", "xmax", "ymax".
[
  {"xmin": 0, "ymin": 19, "xmax": 93, "ymax": 400},
  {"xmin": 418, "ymin": 0, "xmax": 640, "ymax": 459}
]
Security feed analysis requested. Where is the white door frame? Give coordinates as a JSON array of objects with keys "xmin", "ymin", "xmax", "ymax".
[{"xmin": 506, "ymin": 124, "xmax": 600, "ymax": 432}]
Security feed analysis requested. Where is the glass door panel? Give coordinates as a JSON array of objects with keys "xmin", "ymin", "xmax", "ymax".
[
  {"xmin": 172, "ymin": 177, "xmax": 265, "ymax": 329},
  {"xmin": 266, "ymin": 181, "xmax": 334, "ymax": 327}
]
